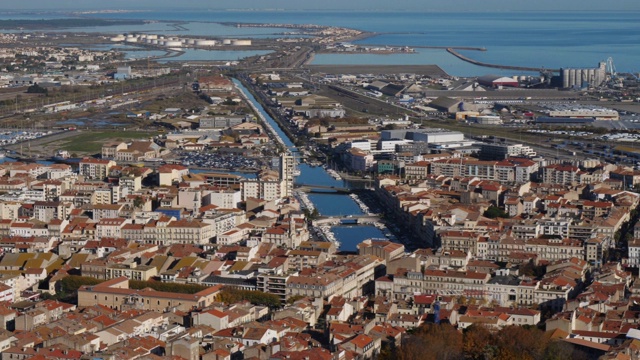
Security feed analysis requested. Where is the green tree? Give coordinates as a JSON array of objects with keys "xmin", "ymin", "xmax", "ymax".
[
  {"xmin": 26, "ymin": 83, "xmax": 47, "ymax": 94},
  {"xmin": 60, "ymin": 276, "xmax": 104, "ymax": 293},
  {"xmin": 216, "ymin": 287, "xmax": 281, "ymax": 308},
  {"xmin": 129, "ymin": 280, "xmax": 208, "ymax": 294},
  {"xmin": 544, "ymin": 340, "xmax": 575, "ymax": 360},
  {"xmin": 133, "ymin": 196, "xmax": 145, "ymax": 209},
  {"xmin": 286, "ymin": 295, "xmax": 306, "ymax": 305},
  {"xmin": 483, "ymin": 206, "xmax": 510, "ymax": 219}
]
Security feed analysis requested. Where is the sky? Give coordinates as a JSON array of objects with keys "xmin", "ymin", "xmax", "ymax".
[{"xmin": 5, "ymin": 0, "xmax": 640, "ymax": 12}]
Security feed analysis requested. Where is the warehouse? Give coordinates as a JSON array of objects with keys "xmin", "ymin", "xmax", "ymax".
[
  {"xmin": 428, "ymin": 96, "xmax": 461, "ymax": 113},
  {"xmin": 477, "ymin": 75, "xmax": 519, "ymax": 88}
]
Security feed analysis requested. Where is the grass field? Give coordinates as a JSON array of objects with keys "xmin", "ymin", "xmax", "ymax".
[{"xmin": 59, "ymin": 130, "xmax": 159, "ymax": 153}]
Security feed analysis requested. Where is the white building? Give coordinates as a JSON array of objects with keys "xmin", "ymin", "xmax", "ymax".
[{"xmin": 628, "ymin": 238, "xmax": 640, "ymax": 268}]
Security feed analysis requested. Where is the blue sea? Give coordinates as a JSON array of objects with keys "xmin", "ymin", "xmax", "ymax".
[{"xmin": 1, "ymin": 10, "xmax": 638, "ymax": 76}]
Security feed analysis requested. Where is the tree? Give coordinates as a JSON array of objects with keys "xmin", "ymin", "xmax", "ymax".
[
  {"xmin": 60, "ymin": 276, "xmax": 104, "ymax": 293},
  {"xmin": 544, "ymin": 340, "xmax": 575, "ymax": 360},
  {"xmin": 216, "ymin": 287, "xmax": 281, "ymax": 308},
  {"xmin": 483, "ymin": 206, "xmax": 510, "ymax": 219},
  {"xmin": 520, "ymin": 260, "xmax": 545, "ymax": 278},
  {"xmin": 494, "ymin": 326, "xmax": 548, "ymax": 360},
  {"xmin": 133, "ymin": 196, "xmax": 145, "ymax": 209},
  {"xmin": 26, "ymin": 83, "xmax": 47, "ymax": 94},
  {"xmin": 463, "ymin": 325, "xmax": 495, "ymax": 360},
  {"xmin": 398, "ymin": 324, "xmax": 463, "ymax": 360},
  {"xmin": 286, "ymin": 295, "xmax": 305, "ymax": 305},
  {"xmin": 129, "ymin": 280, "xmax": 208, "ymax": 294}
]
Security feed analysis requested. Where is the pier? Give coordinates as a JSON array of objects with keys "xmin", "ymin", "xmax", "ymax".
[
  {"xmin": 364, "ymin": 44, "xmax": 486, "ymax": 51},
  {"xmin": 446, "ymin": 48, "xmax": 560, "ymax": 73},
  {"xmin": 294, "ymin": 184, "xmax": 352, "ymax": 193}
]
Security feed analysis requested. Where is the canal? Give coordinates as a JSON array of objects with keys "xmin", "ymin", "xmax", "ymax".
[{"xmin": 233, "ymin": 79, "xmax": 386, "ymax": 251}]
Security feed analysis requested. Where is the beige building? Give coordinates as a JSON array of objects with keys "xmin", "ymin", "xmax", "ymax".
[
  {"xmin": 105, "ymin": 263, "xmax": 158, "ymax": 281},
  {"xmin": 158, "ymin": 165, "xmax": 190, "ymax": 186},
  {"xmin": 286, "ymin": 273, "xmax": 343, "ymax": 300},
  {"xmin": 78, "ymin": 277, "xmax": 222, "ymax": 312},
  {"xmin": 404, "ymin": 161, "xmax": 430, "ymax": 180},
  {"xmin": 358, "ymin": 239, "xmax": 404, "ymax": 263},
  {"xmin": 79, "ymin": 158, "xmax": 116, "ymax": 180},
  {"xmin": 101, "ymin": 141, "xmax": 127, "ymax": 159}
]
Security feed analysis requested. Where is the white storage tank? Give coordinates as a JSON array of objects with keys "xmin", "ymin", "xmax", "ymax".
[
  {"xmin": 232, "ymin": 39, "xmax": 252, "ymax": 46},
  {"xmin": 125, "ymin": 36, "xmax": 139, "ymax": 43},
  {"xmin": 110, "ymin": 35, "xmax": 125, "ymax": 42},
  {"xmin": 147, "ymin": 34, "xmax": 158, "ymax": 40},
  {"xmin": 187, "ymin": 39, "xmax": 196, "ymax": 45},
  {"xmin": 151, "ymin": 40, "xmax": 159, "ymax": 45},
  {"xmin": 195, "ymin": 39, "xmax": 216, "ymax": 46},
  {"xmin": 222, "ymin": 39, "xmax": 232, "ymax": 45},
  {"xmin": 164, "ymin": 40, "xmax": 182, "ymax": 47}
]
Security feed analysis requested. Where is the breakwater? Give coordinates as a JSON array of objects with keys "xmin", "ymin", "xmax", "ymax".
[{"xmin": 446, "ymin": 48, "xmax": 560, "ymax": 73}]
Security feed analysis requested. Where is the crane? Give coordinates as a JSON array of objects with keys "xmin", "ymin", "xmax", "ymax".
[
  {"xmin": 606, "ymin": 57, "xmax": 623, "ymax": 88},
  {"xmin": 606, "ymin": 57, "xmax": 617, "ymax": 77}
]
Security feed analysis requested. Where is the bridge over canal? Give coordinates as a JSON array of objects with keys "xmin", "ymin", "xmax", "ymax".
[
  {"xmin": 312, "ymin": 215, "xmax": 381, "ymax": 226},
  {"xmin": 294, "ymin": 183, "xmax": 352, "ymax": 193}
]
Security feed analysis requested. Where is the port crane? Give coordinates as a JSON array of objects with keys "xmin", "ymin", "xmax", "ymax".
[{"xmin": 606, "ymin": 57, "xmax": 624, "ymax": 88}]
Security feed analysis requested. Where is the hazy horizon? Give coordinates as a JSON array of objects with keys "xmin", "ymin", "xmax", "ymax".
[{"xmin": 3, "ymin": 0, "xmax": 640, "ymax": 12}]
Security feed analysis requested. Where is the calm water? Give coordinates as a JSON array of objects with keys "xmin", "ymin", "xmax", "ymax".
[
  {"xmin": 0, "ymin": 157, "xmax": 53, "ymax": 165},
  {"xmin": 233, "ymin": 79, "xmax": 292, "ymax": 145},
  {"xmin": 2, "ymin": 10, "xmax": 637, "ymax": 76},
  {"xmin": 90, "ymin": 10, "xmax": 640, "ymax": 75},
  {"xmin": 307, "ymin": 193, "xmax": 363, "ymax": 216},
  {"xmin": 333, "ymin": 225, "xmax": 387, "ymax": 252},
  {"xmin": 295, "ymin": 164, "xmax": 346, "ymax": 188},
  {"xmin": 234, "ymin": 78, "xmax": 367, "ymax": 225}
]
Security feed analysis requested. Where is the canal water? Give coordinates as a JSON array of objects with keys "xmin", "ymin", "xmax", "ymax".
[
  {"xmin": 0, "ymin": 157, "xmax": 54, "ymax": 166},
  {"xmin": 333, "ymin": 226, "xmax": 386, "ymax": 252},
  {"xmin": 232, "ymin": 79, "xmax": 385, "ymax": 251}
]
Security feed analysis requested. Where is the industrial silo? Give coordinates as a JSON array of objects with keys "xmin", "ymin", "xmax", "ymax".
[
  {"xmin": 195, "ymin": 39, "xmax": 216, "ymax": 46},
  {"xmin": 569, "ymin": 69, "xmax": 576, "ymax": 88},
  {"xmin": 232, "ymin": 39, "xmax": 252, "ymax": 46},
  {"xmin": 164, "ymin": 40, "xmax": 182, "ymax": 47}
]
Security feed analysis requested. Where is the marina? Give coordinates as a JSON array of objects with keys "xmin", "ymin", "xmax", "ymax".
[
  {"xmin": 0, "ymin": 130, "xmax": 61, "ymax": 147},
  {"xmin": 349, "ymin": 193, "xmax": 373, "ymax": 215},
  {"xmin": 325, "ymin": 168, "xmax": 342, "ymax": 181},
  {"xmin": 294, "ymin": 190, "xmax": 315, "ymax": 213}
]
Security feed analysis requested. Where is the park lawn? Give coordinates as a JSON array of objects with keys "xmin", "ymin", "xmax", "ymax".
[{"xmin": 59, "ymin": 130, "xmax": 159, "ymax": 153}]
